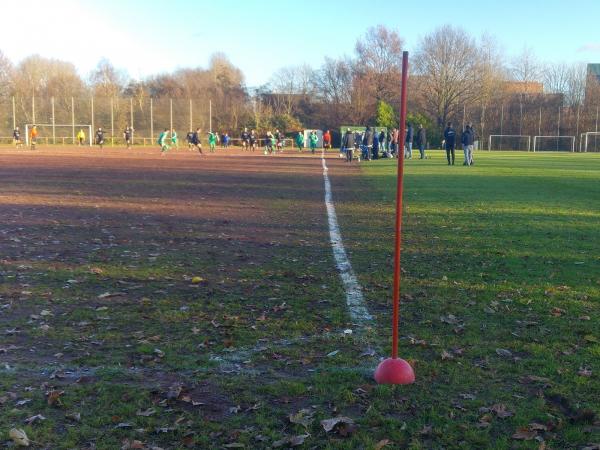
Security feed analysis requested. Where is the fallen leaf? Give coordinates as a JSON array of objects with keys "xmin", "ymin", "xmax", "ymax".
[
  {"xmin": 419, "ymin": 425, "xmax": 433, "ymax": 436},
  {"xmin": 441, "ymin": 350, "xmax": 454, "ymax": 360},
  {"xmin": 137, "ymin": 408, "xmax": 156, "ymax": 416},
  {"xmin": 223, "ymin": 444, "xmax": 245, "ymax": 448},
  {"xmin": 490, "ymin": 403, "xmax": 513, "ymax": 418},
  {"xmin": 374, "ymin": 439, "xmax": 391, "ymax": 449},
  {"xmin": 495, "ymin": 348, "xmax": 513, "ymax": 358},
  {"xmin": 9, "ymin": 428, "xmax": 30, "ymax": 446},
  {"xmin": 46, "ymin": 390, "xmax": 64, "ymax": 406},
  {"xmin": 191, "ymin": 277, "xmax": 204, "ymax": 284},
  {"xmin": 289, "ymin": 409, "xmax": 314, "ymax": 428},
  {"xmin": 24, "ymin": 414, "xmax": 46, "ymax": 424},
  {"xmin": 273, "ymin": 435, "xmax": 309, "ymax": 448},
  {"xmin": 529, "ymin": 422, "xmax": 548, "ymax": 431},
  {"xmin": 578, "ymin": 367, "xmax": 593, "ymax": 377},
  {"xmin": 512, "ymin": 428, "xmax": 538, "ymax": 440},
  {"xmin": 321, "ymin": 416, "xmax": 355, "ymax": 433}
]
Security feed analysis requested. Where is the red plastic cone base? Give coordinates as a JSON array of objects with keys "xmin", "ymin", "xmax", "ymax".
[{"xmin": 374, "ymin": 357, "xmax": 415, "ymax": 385}]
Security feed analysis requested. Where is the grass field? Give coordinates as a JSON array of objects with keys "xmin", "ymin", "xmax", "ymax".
[{"xmin": 0, "ymin": 147, "xmax": 598, "ymax": 449}]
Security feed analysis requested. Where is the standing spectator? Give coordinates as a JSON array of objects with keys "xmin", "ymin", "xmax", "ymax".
[
  {"xmin": 391, "ymin": 128, "xmax": 399, "ymax": 158},
  {"xmin": 123, "ymin": 125, "xmax": 133, "ymax": 149},
  {"xmin": 295, "ymin": 131, "xmax": 304, "ymax": 152},
  {"xmin": 342, "ymin": 128, "xmax": 355, "ymax": 162},
  {"xmin": 372, "ymin": 131, "xmax": 379, "ymax": 160},
  {"xmin": 469, "ymin": 122, "xmax": 477, "ymax": 164},
  {"xmin": 461, "ymin": 124, "xmax": 475, "ymax": 166},
  {"xmin": 404, "ymin": 122, "xmax": 414, "ymax": 159},
  {"xmin": 77, "ymin": 128, "xmax": 86, "ymax": 146},
  {"xmin": 323, "ymin": 129, "xmax": 332, "ymax": 149},
  {"xmin": 13, "ymin": 127, "xmax": 22, "ymax": 148},
  {"xmin": 309, "ymin": 130, "xmax": 319, "ymax": 154},
  {"xmin": 444, "ymin": 122, "xmax": 456, "ymax": 165},
  {"xmin": 95, "ymin": 127, "xmax": 105, "ymax": 149},
  {"xmin": 29, "ymin": 125, "xmax": 38, "ymax": 150},
  {"xmin": 354, "ymin": 130, "xmax": 362, "ymax": 160},
  {"xmin": 362, "ymin": 126, "xmax": 373, "ymax": 161},
  {"xmin": 415, "ymin": 124, "xmax": 427, "ymax": 159},
  {"xmin": 378, "ymin": 129, "xmax": 386, "ymax": 153},
  {"xmin": 386, "ymin": 129, "xmax": 392, "ymax": 155}
]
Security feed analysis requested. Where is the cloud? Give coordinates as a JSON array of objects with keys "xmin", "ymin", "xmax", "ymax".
[{"xmin": 577, "ymin": 43, "xmax": 600, "ymax": 53}]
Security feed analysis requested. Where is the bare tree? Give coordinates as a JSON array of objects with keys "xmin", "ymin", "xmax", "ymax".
[
  {"xmin": 89, "ymin": 58, "xmax": 128, "ymax": 97},
  {"xmin": 414, "ymin": 25, "xmax": 480, "ymax": 128},
  {"xmin": 0, "ymin": 49, "xmax": 13, "ymax": 100},
  {"xmin": 354, "ymin": 25, "xmax": 404, "ymax": 100},
  {"xmin": 510, "ymin": 46, "xmax": 541, "ymax": 89}
]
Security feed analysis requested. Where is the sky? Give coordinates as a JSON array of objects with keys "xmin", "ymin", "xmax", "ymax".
[{"xmin": 2, "ymin": 0, "xmax": 600, "ymax": 88}]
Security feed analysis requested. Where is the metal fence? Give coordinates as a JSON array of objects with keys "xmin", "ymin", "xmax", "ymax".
[{"xmin": 1, "ymin": 95, "xmax": 600, "ymax": 151}]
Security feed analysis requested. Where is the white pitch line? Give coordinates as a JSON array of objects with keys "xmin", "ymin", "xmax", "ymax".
[{"xmin": 321, "ymin": 152, "xmax": 372, "ymax": 324}]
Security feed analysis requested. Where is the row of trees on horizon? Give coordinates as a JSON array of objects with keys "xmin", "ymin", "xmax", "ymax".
[{"xmin": 1, "ymin": 24, "xmax": 599, "ymax": 145}]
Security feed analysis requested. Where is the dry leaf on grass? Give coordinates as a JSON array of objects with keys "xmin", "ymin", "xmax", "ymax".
[
  {"xmin": 9, "ymin": 428, "xmax": 30, "ymax": 446},
  {"xmin": 512, "ymin": 428, "xmax": 538, "ymax": 440},
  {"xmin": 288, "ymin": 409, "xmax": 314, "ymax": 428},
  {"xmin": 490, "ymin": 403, "xmax": 513, "ymax": 418},
  {"xmin": 321, "ymin": 416, "xmax": 355, "ymax": 433},
  {"xmin": 273, "ymin": 434, "xmax": 309, "ymax": 448}
]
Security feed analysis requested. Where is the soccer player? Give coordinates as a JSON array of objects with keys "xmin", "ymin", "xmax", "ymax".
[
  {"xmin": 223, "ymin": 133, "xmax": 230, "ymax": 148},
  {"xmin": 208, "ymin": 131, "xmax": 217, "ymax": 152},
  {"xmin": 95, "ymin": 127, "xmax": 105, "ymax": 149},
  {"xmin": 309, "ymin": 130, "xmax": 319, "ymax": 154},
  {"xmin": 171, "ymin": 129, "xmax": 178, "ymax": 149},
  {"xmin": 241, "ymin": 128, "xmax": 250, "ymax": 150},
  {"xmin": 274, "ymin": 129, "xmax": 283, "ymax": 152},
  {"xmin": 323, "ymin": 130, "xmax": 331, "ymax": 150},
  {"xmin": 13, "ymin": 127, "xmax": 22, "ymax": 148},
  {"xmin": 186, "ymin": 130, "xmax": 194, "ymax": 150},
  {"xmin": 192, "ymin": 128, "xmax": 203, "ymax": 154},
  {"xmin": 123, "ymin": 125, "xmax": 133, "ymax": 149},
  {"xmin": 77, "ymin": 128, "xmax": 86, "ymax": 146},
  {"xmin": 444, "ymin": 122, "xmax": 456, "ymax": 165},
  {"xmin": 295, "ymin": 131, "xmax": 304, "ymax": 152},
  {"xmin": 29, "ymin": 125, "xmax": 38, "ymax": 150},
  {"xmin": 249, "ymin": 130, "xmax": 257, "ymax": 152},
  {"xmin": 159, "ymin": 129, "xmax": 170, "ymax": 155}
]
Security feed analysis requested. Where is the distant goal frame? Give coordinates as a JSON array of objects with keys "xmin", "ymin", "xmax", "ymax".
[
  {"xmin": 532, "ymin": 135, "xmax": 575, "ymax": 152},
  {"xmin": 25, "ymin": 123, "xmax": 93, "ymax": 146},
  {"xmin": 488, "ymin": 134, "xmax": 531, "ymax": 151},
  {"xmin": 579, "ymin": 132, "xmax": 600, "ymax": 152}
]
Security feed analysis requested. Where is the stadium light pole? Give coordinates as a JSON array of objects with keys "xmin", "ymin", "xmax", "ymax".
[{"xmin": 374, "ymin": 51, "xmax": 415, "ymax": 385}]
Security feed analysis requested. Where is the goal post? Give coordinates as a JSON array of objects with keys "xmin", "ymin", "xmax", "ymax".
[
  {"xmin": 488, "ymin": 135, "xmax": 531, "ymax": 151},
  {"xmin": 25, "ymin": 124, "xmax": 92, "ymax": 146},
  {"xmin": 532, "ymin": 135, "xmax": 575, "ymax": 152},
  {"xmin": 580, "ymin": 132, "xmax": 600, "ymax": 152}
]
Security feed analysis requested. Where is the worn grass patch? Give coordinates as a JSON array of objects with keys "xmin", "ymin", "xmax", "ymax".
[{"xmin": 0, "ymin": 148, "xmax": 598, "ymax": 448}]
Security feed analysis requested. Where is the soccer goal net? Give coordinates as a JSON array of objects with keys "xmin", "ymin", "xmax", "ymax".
[
  {"xmin": 533, "ymin": 135, "xmax": 575, "ymax": 152},
  {"xmin": 579, "ymin": 132, "xmax": 600, "ymax": 152},
  {"xmin": 24, "ymin": 124, "xmax": 92, "ymax": 146},
  {"xmin": 488, "ymin": 135, "xmax": 531, "ymax": 151}
]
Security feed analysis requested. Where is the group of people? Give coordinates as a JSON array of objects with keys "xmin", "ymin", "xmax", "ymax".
[
  {"xmin": 341, "ymin": 125, "xmax": 427, "ymax": 162},
  {"xmin": 442, "ymin": 122, "xmax": 477, "ymax": 166}
]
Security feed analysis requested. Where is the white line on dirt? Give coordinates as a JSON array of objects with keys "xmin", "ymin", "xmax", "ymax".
[{"xmin": 321, "ymin": 152, "xmax": 372, "ymax": 324}]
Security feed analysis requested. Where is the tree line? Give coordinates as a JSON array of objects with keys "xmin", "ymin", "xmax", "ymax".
[{"xmin": 1, "ymin": 25, "xmax": 599, "ymax": 144}]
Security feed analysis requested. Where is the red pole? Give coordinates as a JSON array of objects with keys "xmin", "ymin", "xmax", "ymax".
[{"xmin": 392, "ymin": 51, "xmax": 409, "ymax": 359}]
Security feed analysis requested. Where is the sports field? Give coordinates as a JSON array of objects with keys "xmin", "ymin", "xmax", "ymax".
[{"xmin": 0, "ymin": 147, "xmax": 598, "ymax": 449}]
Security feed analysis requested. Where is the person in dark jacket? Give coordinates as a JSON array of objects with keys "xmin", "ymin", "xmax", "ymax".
[
  {"xmin": 461, "ymin": 125, "xmax": 474, "ymax": 166},
  {"xmin": 342, "ymin": 128, "xmax": 356, "ymax": 162},
  {"xmin": 372, "ymin": 132, "xmax": 379, "ymax": 160},
  {"xmin": 404, "ymin": 122, "xmax": 413, "ymax": 159},
  {"xmin": 362, "ymin": 126, "xmax": 373, "ymax": 161},
  {"xmin": 443, "ymin": 122, "xmax": 456, "ymax": 165},
  {"xmin": 415, "ymin": 124, "xmax": 427, "ymax": 159},
  {"xmin": 378, "ymin": 129, "xmax": 386, "ymax": 153},
  {"xmin": 192, "ymin": 128, "xmax": 203, "ymax": 154}
]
